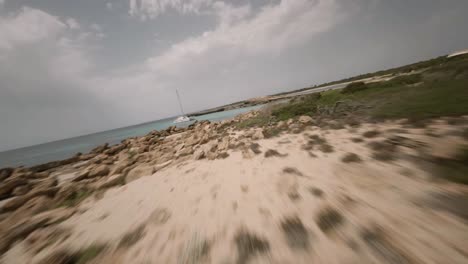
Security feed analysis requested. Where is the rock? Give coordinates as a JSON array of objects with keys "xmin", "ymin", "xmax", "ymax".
[
  {"xmin": 0, "ymin": 208, "xmax": 75, "ymax": 254},
  {"xmin": 32, "ymin": 171, "xmax": 50, "ymax": 179},
  {"xmin": 217, "ymin": 152, "xmax": 230, "ymax": 159},
  {"xmin": 0, "ymin": 178, "xmax": 28, "ymax": 200},
  {"xmin": 26, "ymin": 227, "xmax": 71, "ymax": 254},
  {"xmin": 206, "ymin": 151, "xmax": 217, "ymax": 160},
  {"xmin": 72, "ymin": 170, "xmax": 90, "ymax": 182},
  {"xmin": 0, "ymin": 167, "xmax": 14, "ymax": 181},
  {"xmin": 111, "ymin": 161, "xmax": 131, "ymax": 175},
  {"xmin": 277, "ymin": 121, "xmax": 286, "ymax": 128},
  {"xmin": 29, "ymin": 156, "xmax": 80, "ymax": 173},
  {"xmin": 12, "ymin": 185, "xmax": 30, "ymax": 196},
  {"xmin": 185, "ymin": 135, "xmax": 200, "ymax": 146},
  {"xmin": 96, "ymin": 174, "xmax": 125, "ymax": 189},
  {"xmin": 32, "ymin": 177, "xmax": 58, "ymax": 191},
  {"xmin": 287, "ymin": 119, "xmax": 294, "ymax": 125},
  {"xmin": 174, "ymin": 143, "xmax": 185, "ymax": 153},
  {"xmin": 14, "ymin": 196, "xmax": 53, "ymax": 217},
  {"xmin": 104, "ymin": 144, "xmax": 126, "ymax": 155},
  {"xmin": 176, "ymin": 146, "xmax": 193, "ymax": 157},
  {"xmin": 154, "ymin": 160, "xmax": 173, "ymax": 171},
  {"xmin": 88, "ymin": 165, "xmax": 110, "ymax": 178},
  {"xmin": 126, "ymin": 165, "xmax": 155, "ymax": 183},
  {"xmin": 218, "ymin": 137, "xmax": 230, "ymax": 151},
  {"xmin": 91, "ymin": 143, "xmax": 109, "ymax": 154},
  {"xmin": 79, "ymin": 153, "xmax": 96, "ymax": 161},
  {"xmin": 2, "ymin": 187, "xmax": 59, "ymax": 213},
  {"xmin": 252, "ymin": 129, "xmax": 265, "ymax": 140},
  {"xmin": 193, "ymin": 148, "xmax": 205, "ymax": 160},
  {"xmin": 298, "ymin": 115, "xmax": 313, "ymax": 124}
]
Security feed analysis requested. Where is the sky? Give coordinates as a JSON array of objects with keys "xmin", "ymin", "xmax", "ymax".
[{"xmin": 0, "ymin": 0, "xmax": 467, "ymax": 151}]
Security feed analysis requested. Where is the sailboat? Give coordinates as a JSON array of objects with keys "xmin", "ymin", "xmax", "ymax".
[{"xmin": 173, "ymin": 89, "xmax": 192, "ymax": 123}]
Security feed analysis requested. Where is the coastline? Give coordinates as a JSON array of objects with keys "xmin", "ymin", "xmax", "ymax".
[
  {"xmin": 1, "ymin": 110, "xmax": 468, "ymax": 263},
  {"xmin": 1, "ymin": 53, "xmax": 468, "ymax": 263}
]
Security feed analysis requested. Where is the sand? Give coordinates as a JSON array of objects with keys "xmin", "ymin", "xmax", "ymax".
[{"xmin": 2, "ymin": 120, "xmax": 468, "ymax": 264}]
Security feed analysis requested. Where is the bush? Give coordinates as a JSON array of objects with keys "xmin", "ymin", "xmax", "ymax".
[
  {"xmin": 271, "ymin": 94, "xmax": 320, "ymax": 120},
  {"xmin": 341, "ymin": 82, "xmax": 368, "ymax": 94}
]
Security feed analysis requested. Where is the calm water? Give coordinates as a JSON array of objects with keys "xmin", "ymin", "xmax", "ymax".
[{"xmin": 0, "ymin": 105, "xmax": 262, "ymax": 168}]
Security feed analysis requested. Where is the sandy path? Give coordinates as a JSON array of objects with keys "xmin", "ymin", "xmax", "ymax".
[{"xmin": 4, "ymin": 121, "xmax": 468, "ymax": 264}]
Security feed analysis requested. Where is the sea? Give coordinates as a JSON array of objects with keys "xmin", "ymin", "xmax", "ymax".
[{"xmin": 0, "ymin": 105, "xmax": 263, "ymax": 168}]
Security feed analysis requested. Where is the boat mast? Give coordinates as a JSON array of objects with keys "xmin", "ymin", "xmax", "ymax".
[{"xmin": 175, "ymin": 89, "xmax": 185, "ymax": 116}]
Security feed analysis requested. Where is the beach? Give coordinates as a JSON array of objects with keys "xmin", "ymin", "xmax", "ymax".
[{"xmin": 1, "ymin": 111, "xmax": 468, "ymax": 263}]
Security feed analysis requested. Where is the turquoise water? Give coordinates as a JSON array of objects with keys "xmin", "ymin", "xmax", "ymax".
[{"xmin": 0, "ymin": 105, "xmax": 262, "ymax": 168}]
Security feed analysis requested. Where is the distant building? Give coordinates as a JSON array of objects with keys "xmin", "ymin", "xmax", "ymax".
[{"xmin": 448, "ymin": 49, "xmax": 468, "ymax": 58}]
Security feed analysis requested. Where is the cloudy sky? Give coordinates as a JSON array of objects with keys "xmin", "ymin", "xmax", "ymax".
[{"xmin": 0, "ymin": 0, "xmax": 467, "ymax": 151}]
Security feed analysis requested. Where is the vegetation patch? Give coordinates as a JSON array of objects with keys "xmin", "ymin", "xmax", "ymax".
[
  {"xmin": 57, "ymin": 189, "xmax": 93, "ymax": 208},
  {"xmin": 234, "ymin": 230, "xmax": 270, "ymax": 264},
  {"xmin": 118, "ymin": 224, "xmax": 146, "ymax": 249},
  {"xmin": 264, "ymin": 149, "xmax": 287, "ymax": 158},
  {"xmin": 283, "ymin": 167, "xmax": 304, "ymax": 177},
  {"xmin": 428, "ymin": 147, "xmax": 468, "ymax": 185},
  {"xmin": 249, "ymin": 143, "xmax": 262, "ymax": 154},
  {"xmin": 236, "ymin": 115, "xmax": 271, "ymax": 129},
  {"xmin": 178, "ymin": 234, "xmax": 211, "ymax": 264},
  {"xmin": 341, "ymin": 82, "xmax": 369, "ymax": 94},
  {"xmin": 39, "ymin": 244, "xmax": 108, "ymax": 264},
  {"xmin": 308, "ymin": 187, "xmax": 324, "ymax": 197},
  {"xmin": 368, "ymin": 140, "xmax": 398, "ymax": 162},
  {"xmin": 272, "ymin": 95, "xmax": 319, "ymax": 121},
  {"xmin": 319, "ymin": 143, "xmax": 334, "ymax": 153},
  {"xmin": 363, "ymin": 130, "xmax": 381, "ymax": 138},
  {"xmin": 316, "ymin": 207, "xmax": 344, "ymax": 234},
  {"xmin": 361, "ymin": 228, "xmax": 412, "ymax": 264},
  {"xmin": 280, "ymin": 216, "xmax": 310, "ymax": 250},
  {"xmin": 351, "ymin": 137, "xmax": 364, "ymax": 143},
  {"xmin": 341, "ymin": 153, "xmax": 362, "ymax": 163}
]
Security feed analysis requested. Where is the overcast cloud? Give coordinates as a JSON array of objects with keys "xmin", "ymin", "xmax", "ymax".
[{"xmin": 1, "ymin": 0, "xmax": 468, "ymax": 151}]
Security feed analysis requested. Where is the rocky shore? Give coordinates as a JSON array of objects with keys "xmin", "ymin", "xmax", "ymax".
[{"xmin": 1, "ymin": 110, "xmax": 468, "ymax": 264}]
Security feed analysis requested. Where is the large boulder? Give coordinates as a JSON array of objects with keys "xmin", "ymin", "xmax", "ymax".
[
  {"xmin": 126, "ymin": 165, "xmax": 155, "ymax": 183},
  {"xmin": 12, "ymin": 185, "xmax": 30, "ymax": 196},
  {"xmin": 193, "ymin": 148, "xmax": 205, "ymax": 160},
  {"xmin": 105, "ymin": 144, "xmax": 127, "ymax": 155},
  {"xmin": 298, "ymin": 115, "xmax": 313, "ymax": 124},
  {"xmin": 218, "ymin": 136, "xmax": 230, "ymax": 151},
  {"xmin": 0, "ymin": 167, "xmax": 14, "ymax": 181},
  {"xmin": 1, "ymin": 186, "xmax": 59, "ymax": 213},
  {"xmin": 91, "ymin": 143, "xmax": 109, "ymax": 154},
  {"xmin": 0, "ymin": 178, "xmax": 28, "ymax": 200},
  {"xmin": 95, "ymin": 174, "xmax": 125, "ymax": 189},
  {"xmin": 154, "ymin": 160, "xmax": 173, "ymax": 172},
  {"xmin": 88, "ymin": 165, "xmax": 110, "ymax": 178},
  {"xmin": 111, "ymin": 161, "xmax": 132, "ymax": 175},
  {"xmin": 252, "ymin": 129, "xmax": 265, "ymax": 140},
  {"xmin": 29, "ymin": 156, "xmax": 80, "ymax": 172},
  {"xmin": 0, "ymin": 208, "xmax": 75, "ymax": 254}
]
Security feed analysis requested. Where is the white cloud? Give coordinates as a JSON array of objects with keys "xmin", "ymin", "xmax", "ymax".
[
  {"xmin": 0, "ymin": 7, "xmax": 65, "ymax": 51},
  {"xmin": 66, "ymin": 18, "xmax": 80, "ymax": 29},
  {"xmin": 129, "ymin": 0, "xmax": 214, "ymax": 19},
  {"xmin": 148, "ymin": 0, "xmax": 342, "ymax": 75}
]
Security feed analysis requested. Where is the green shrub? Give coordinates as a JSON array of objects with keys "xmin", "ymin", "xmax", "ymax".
[{"xmin": 341, "ymin": 82, "xmax": 368, "ymax": 94}]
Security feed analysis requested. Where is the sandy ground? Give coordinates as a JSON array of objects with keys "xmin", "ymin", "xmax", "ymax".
[{"xmin": 3, "ymin": 120, "xmax": 468, "ymax": 264}]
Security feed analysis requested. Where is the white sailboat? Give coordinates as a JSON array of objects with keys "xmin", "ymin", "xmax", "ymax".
[{"xmin": 173, "ymin": 89, "xmax": 192, "ymax": 123}]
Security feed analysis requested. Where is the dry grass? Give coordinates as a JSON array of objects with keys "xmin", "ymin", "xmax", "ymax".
[
  {"xmin": 363, "ymin": 130, "xmax": 381, "ymax": 138},
  {"xmin": 234, "ymin": 230, "xmax": 270, "ymax": 264},
  {"xmin": 118, "ymin": 224, "xmax": 146, "ymax": 249},
  {"xmin": 316, "ymin": 207, "xmax": 344, "ymax": 233},
  {"xmin": 341, "ymin": 153, "xmax": 362, "ymax": 163},
  {"xmin": 281, "ymin": 216, "xmax": 310, "ymax": 250}
]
